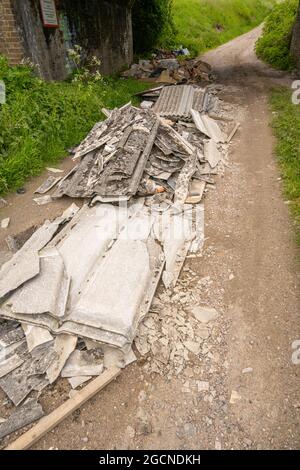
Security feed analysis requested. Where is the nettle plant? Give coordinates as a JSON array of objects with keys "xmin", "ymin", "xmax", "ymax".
[{"xmin": 67, "ymin": 45, "xmax": 102, "ymax": 84}]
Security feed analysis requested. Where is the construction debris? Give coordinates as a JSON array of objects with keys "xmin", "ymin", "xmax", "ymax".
[
  {"xmin": 0, "ymin": 81, "xmax": 239, "ymax": 443},
  {"xmin": 33, "ymin": 195, "xmax": 53, "ymax": 206},
  {"xmin": 122, "ymin": 56, "xmax": 213, "ymax": 84},
  {"xmin": 0, "ymin": 399, "xmax": 44, "ymax": 440},
  {"xmin": 35, "ymin": 176, "xmax": 62, "ymax": 195},
  {"xmin": 1, "ymin": 218, "xmax": 10, "ymax": 229}
]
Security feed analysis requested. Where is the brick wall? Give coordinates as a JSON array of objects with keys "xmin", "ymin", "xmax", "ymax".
[{"xmin": 0, "ymin": 0, "xmax": 24, "ymax": 64}]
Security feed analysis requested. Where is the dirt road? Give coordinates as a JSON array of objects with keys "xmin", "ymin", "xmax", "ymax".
[{"xmin": 1, "ymin": 26, "xmax": 300, "ymax": 450}]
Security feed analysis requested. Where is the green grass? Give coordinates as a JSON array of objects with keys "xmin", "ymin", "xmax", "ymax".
[
  {"xmin": 270, "ymin": 88, "xmax": 300, "ymax": 244},
  {"xmin": 172, "ymin": 0, "xmax": 275, "ymax": 56},
  {"xmin": 0, "ymin": 56, "xmax": 150, "ymax": 195},
  {"xmin": 256, "ymin": 0, "xmax": 298, "ymax": 70}
]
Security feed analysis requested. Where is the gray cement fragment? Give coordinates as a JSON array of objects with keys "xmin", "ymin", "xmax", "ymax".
[
  {"xmin": 201, "ymin": 115, "xmax": 226, "ymax": 143},
  {"xmin": 0, "ymin": 354, "xmax": 24, "ymax": 378},
  {"xmin": 33, "ymin": 195, "xmax": 53, "ymax": 206},
  {"xmin": 68, "ymin": 375, "xmax": 92, "ymax": 389},
  {"xmin": 0, "ymin": 357, "xmax": 48, "ymax": 406},
  {"xmin": 0, "ymin": 204, "xmax": 79, "ymax": 301},
  {"xmin": 103, "ymin": 345, "xmax": 136, "ymax": 369},
  {"xmin": 22, "ymin": 324, "xmax": 53, "ymax": 353},
  {"xmin": 46, "ymin": 334, "xmax": 77, "ymax": 384},
  {"xmin": 10, "ymin": 248, "xmax": 70, "ymax": 319},
  {"xmin": 61, "ymin": 350, "xmax": 103, "ymax": 378},
  {"xmin": 204, "ymin": 139, "xmax": 221, "ymax": 168},
  {"xmin": 1, "ymin": 218, "xmax": 10, "ymax": 229},
  {"xmin": 46, "ymin": 167, "xmax": 63, "ymax": 174},
  {"xmin": 35, "ymin": 176, "xmax": 62, "ymax": 194},
  {"xmin": 174, "ymin": 151, "xmax": 197, "ymax": 206},
  {"xmin": 189, "ymin": 306, "xmax": 219, "ymax": 324},
  {"xmin": 186, "ymin": 180, "xmax": 206, "ymax": 204},
  {"xmin": 0, "ymin": 398, "xmax": 44, "ymax": 440}
]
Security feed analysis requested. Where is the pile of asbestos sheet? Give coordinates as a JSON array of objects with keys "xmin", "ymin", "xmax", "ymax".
[{"xmin": 0, "ymin": 84, "xmax": 239, "ymax": 441}]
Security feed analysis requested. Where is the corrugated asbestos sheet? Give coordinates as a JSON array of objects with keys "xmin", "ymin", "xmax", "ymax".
[
  {"xmin": 153, "ymin": 85, "xmax": 206, "ymax": 120},
  {"xmin": 0, "ymin": 201, "xmax": 198, "ymax": 353}
]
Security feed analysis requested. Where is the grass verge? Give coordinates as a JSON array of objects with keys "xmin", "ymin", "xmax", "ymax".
[
  {"xmin": 270, "ymin": 87, "xmax": 300, "ymax": 244},
  {"xmin": 0, "ymin": 56, "xmax": 150, "ymax": 195},
  {"xmin": 172, "ymin": 0, "xmax": 275, "ymax": 56}
]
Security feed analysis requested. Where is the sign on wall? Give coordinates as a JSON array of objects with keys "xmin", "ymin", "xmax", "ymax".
[{"xmin": 40, "ymin": 0, "xmax": 59, "ymax": 28}]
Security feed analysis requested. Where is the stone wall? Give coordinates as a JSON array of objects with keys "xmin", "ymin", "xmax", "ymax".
[{"xmin": 0, "ymin": 0, "xmax": 133, "ymax": 79}]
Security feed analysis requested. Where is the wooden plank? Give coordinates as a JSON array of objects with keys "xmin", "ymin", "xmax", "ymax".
[{"xmin": 5, "ymin": 367, "xmax": 120, "ymax": 450}]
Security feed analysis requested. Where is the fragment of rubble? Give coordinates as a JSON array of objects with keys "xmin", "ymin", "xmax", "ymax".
[
  {"xmin": 0, "ymin": 354, "xmax": 24, "ymax": 378},
  {"xmin": 183, "ymin": 340, "xmax": 200, "ymax": 355},
  {"xmin": 230, "ymin": 390, "xmax": 242, "ymax": 404},
  {"xmin": 35, "ymin": 176, "xmax": 62, "ymax": 194},
  {"xmin": 196, "ymin": 380, "xmax": 210, "ymax": 392},
  {"xmin": 188, "ymin": 306, "xmax": 219, "ymax": 324},
  {"xmin": 46, "ymin": 167, "xmax": 63, "ymax": 174},
  {"xmin": 242, "ymin": 367, "xmax": 253, "ymax": 374},
  {"xmin": 1, "ymin": 218, "xmax": 10, "ymax": 229},
  {"xmin": 102, "ymin": 345, "xmax": 136, "ymax": 369},
  {"xmin": 5, "ymin": 225, "xmax": 38, "ymax": 253},
  {"xmin": 33, "ymin": 195, "xmax": 53, "ymax": 206},
  {"xmin": 61, "ymin": 350, "xmax": 103, "ymax": 378},
  {"xmin": 204, "ymin": 140, "xmax": 221, "ymax": 169},
  {"xmin": 185, "ymin": 180, "xmax": 206, "ymax": 204},
  {"xmin": 0, "ymin": 353, "xmax": 49, "ymax": 406},
  {"xmin": 22, "ymin": 324, "xmax": 53, "ymax": 353},
  {"xmin": 0, "ymin": 398, "xmax": 44, "ymax": 440},
  {"xmin": 68, "ymin": 375, "xmax": 92, "ymax": 389},
  {"xmin": 0, "ymin": 198, "xmax": 8, "ymax": 209},
  {"xmin": 140, "ymin": 101, "xmax": 154, "ymax": 110},
  {"xmin": 46, "ymin": 334, "xmax": 77, "ymax": 384},
  {"xmin": 156, "ymin": 70, "xmax": 177, "ymax": 84}
]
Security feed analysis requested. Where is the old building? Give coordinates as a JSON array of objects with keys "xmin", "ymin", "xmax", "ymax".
[{"xmin": 0, "ymin": 0, "xmax": 133, "ymax": 80}]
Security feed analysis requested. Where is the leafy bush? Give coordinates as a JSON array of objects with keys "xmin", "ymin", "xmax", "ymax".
[
  {"xmin": 256, "ymin": 0, "xmax": 298, "ymax": 70},
  {"xmin": 0, "ymin": 56, "xmax": 150, "ymax": 194},
  {"xmin": 132, "ymin": 0, "xmax": 176, "ymax": 53}
]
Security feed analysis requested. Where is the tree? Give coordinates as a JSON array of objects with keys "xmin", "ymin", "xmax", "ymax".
[{"xmin": 291, "ymin": 0, "xmax": 300, "ymax": 70}]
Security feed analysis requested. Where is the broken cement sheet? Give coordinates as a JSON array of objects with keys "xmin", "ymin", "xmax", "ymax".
[
  {"xmin": 35, "ymin": 176, "xmax": 62, "ymax": 194},
  {"xmin": 204, "ymin": 139, "xmax": 221, "ymax": 169},
  {"xmin": 1, "ymin": 218, "xmax": 10, "ymax": 229},
  {"xmin": 46, "ymin": 334, "xmax": 77, "ymax": 384},
  {"xmin": 0, "ymin": 349, "xmax": 51, "ymax": 406},
  {"xmin": 186, "ymin": 180, "xmax": 206, "ymax": 204},
  {"xmin": 0, "ymin": 398, "xmax": 44, "ymax": 440},
  {"xmin": 0, "ymin": 203, "xmax": 79, "ymax": 301},
  {"xmin": 9, "ymin": 248, "xmax": 70, "ymax": 319},
  {"xmin": 61, "ymin": 350, "xmax": 103, "ymax": 378},
  {"xmin": 22, "ymin": 325, "xmax": 53, "ymax": 353},
  {"xmin": 54, "ymin": 105, "xmax": 159, "ymax": 200},
  {"xmin": 191, "ymin": 109, "xmax": 226, "ymax": 143},
  {"xmin": 0, "ymin": 354, "xmax": 24, "ymax": 378},
  {"xmin": 153, "ymin": 205, "xmax": 194, "ymax": 289},
  {"xmin": 68, "ymin": 375, "xmax": 91, "ymax": 389},
  {"xmin": 33, "ymin": 195, "xmax": 53, "ymax": 206}
]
